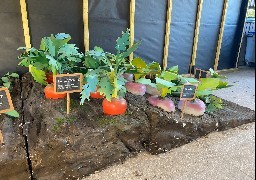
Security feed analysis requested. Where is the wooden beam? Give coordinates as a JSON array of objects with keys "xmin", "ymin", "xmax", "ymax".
[
  {"xmin": 214, "ymin": 0, "xmax": 229, "ymax": 71},
  {"xmin": 129, "ymin": 0, "xmax": 136, "ymax": 60},
  {"xmin": 191, "ymin": 0, "xmax": 204, "ymax": 67},
  {"xmin": 83, "ymin": 0, "xmax": 89, "ymax": 51},
  {"xmin": 20, "ymin": 0, "xmax": 31, "ymax": 49},
  {"xmin": 236, "ymin": 0, "xmax": 250, "ymax": 68},
  {"xmin": 163, "ymin": 0, "xmax": 173, "ymax": 70}
]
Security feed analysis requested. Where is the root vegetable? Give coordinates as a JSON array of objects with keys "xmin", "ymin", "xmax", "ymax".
[
  {"xmin": 125, "ymin": 82, "xmax": 146, "ymax": 96},
  {"xmin": 178, "ymin": 99, "xmax": 206, "ymax": 116},
  {"xmin": 122, "ymin": 73, "xmax": 134, "ymax": 82},
  {"xmin": 146, "ymin": 85, "xmax": 160, "ymax": 96},
  {"xmin": 148, "ymin": 96, "xmax": 175, "ymax": 112}
]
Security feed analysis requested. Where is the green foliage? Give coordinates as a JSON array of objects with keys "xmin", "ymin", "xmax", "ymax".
[
  {"xmin": 131, "ymin": 58, "xmax": 161, "ymax": 80},
  {"xmin": 204, "ymin": 95, "xmax": 223, "ymax": 113},
  {"xmin": 0, "ymin": 72, "xmax": 19, "ymax": 89},
  {"xmin": 30, "ymin": 66, "xmax": 47, "ymax": 86},
  {"xmin": 53, "ymin": 116, "xmax": 76, "ymax": 132},
  {"xmin": 81, "ymin": 29, "xmax": 140, "ymax": 103},
  {"xmin": 5, "ymin": 110, "xmax": 19, "ymax": 118},
  {"xmin": 18, "ymin": 33, "xmax": 83, "ymax": 85},
  {"xmin": 0, "ymin": 72, "xmax": 20, "ymax": 118}
]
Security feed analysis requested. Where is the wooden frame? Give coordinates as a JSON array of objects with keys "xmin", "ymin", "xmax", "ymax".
[
  {"xmin": 195, "ymin": 68, "xmax": 209, "ymax": 79},
  {"xmin": 0, "ymin": 87, "xmax": 14, "ymax": 114},
  {"xmin": 214, "ymin": 0, "xmax": 229, "ymax": 71},
  {"xmin": 129, "ymin": 0, "xmax": 136, "ymax": 60},
  {"xmin": 190, "ymin": 0, "xmax": 204, "ymax": 71},
  {"xmin": 236, "ymin": 0, "xmax": 251, "ymax": 68},
  {"xmin": 53, "ymin": 73, "xmax": 84, "ymax": 94},
  {"xmin": 180, "ymin": 83, "xmax": 198, "ymax": 101},
  {"xmin": 83, "ymin": 0, "xmax": 89, "ymax": 51},
  {"xmin": 20, "ymin": 0, "xmax": 31, "ymax": 49},
  {"xmin": 163, "ymin": 0, "xmax": 173, "ymax": 70}
]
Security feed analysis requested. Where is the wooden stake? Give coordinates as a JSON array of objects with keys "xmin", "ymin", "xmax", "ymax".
[
  {"xmin": 236, "ymin": 1, "xmax": 250, "ymax": 68},
  {"xmin": 83, "ymin": 0, "xmax": 89, "ymax": 51},
  {"xmin": 129, "ymin": 0, "xmax": 136, "ymax": 60},
  {"xmin": 181, "ymin": 100, "xmax": 187, "ymax": 119},
  {"xmin": 0, "ymin": 130, "xmax": 3, "ymax": 144},
  {"xmin": 190, "ymin": 0, "xmax": 204, "ymax": 72},
  {"xmin": 67, "ymin": 93, "xmax": 70, "ymax": 115},
  {"xmin": 214, "ymin": 0, "xmax": 229, "ymax": 71},
  {"xmin": 163, "ymin": 0, "xmax": 173, "ymax": 70},
  {"xmin": 20, "ymin": 0, "xmax": 32, "ymax": 71}
]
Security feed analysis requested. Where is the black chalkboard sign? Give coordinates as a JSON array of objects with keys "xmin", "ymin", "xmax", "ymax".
[
  {"xmin": 180, "ymin": 84, "xmax": 197, "ymax": 100},
  {"xmin": 0, "ymin": 87, "xmax": 14, "ymax": 114},
  {"xmin": 54, "ymin": 73, "xmax": 83, "ymax": 94}
]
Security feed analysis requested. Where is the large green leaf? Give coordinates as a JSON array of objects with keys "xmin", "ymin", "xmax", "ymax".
[
  {"xmin": 5, "ymin": 110, "xmax": 19, "ymax": 118},
  {"xmin": 161, "ymin": 71, "xmax": 178, "ymax": 81},
  {"xmin": 115, "ymin": 29, "xmax": 130, "ymax": 53},
  {"xmin": 80, "ymin": 73, "xmax": 99, "ymax": 104},
  {"xmin": 136, "ymin": 78, "xmax": 157, "ymax": 88},
  {"xmin": 197, "ymin": 78, "xmax": 220, "ymax": 91},
  {"xmin": 156, "ymin": 77, "xmax": 176, "ymax": 88},
  {"xmin": 30, "ymin": 66, "xmax": 47, "ymax": 85},
  {"xmin": 131, "ymin": 57, "xmax": 147, "ymax": 69},
  {"xmin": 98, "ymin": 77, "xmax": 114, "ymax": 101}
]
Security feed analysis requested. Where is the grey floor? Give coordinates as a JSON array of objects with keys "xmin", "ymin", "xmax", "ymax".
[{"xmin": 85, "ymin": 67, "xmax": 255, "ymax": 180}]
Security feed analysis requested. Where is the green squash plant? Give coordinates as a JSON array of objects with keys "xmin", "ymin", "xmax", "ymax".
[
  {"xmin": 80, "ymin": 29, "xmax": 141, "ymax": 115},
  {"xmin": 0, "ymin": 72, "xmax": 20, "ymax": 118}
]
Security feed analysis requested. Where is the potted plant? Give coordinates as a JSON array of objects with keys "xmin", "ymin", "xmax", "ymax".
[
  {"xmin": 18, "ymin": 33, "xmax": 83, "ymax": 99},
  {"xmin": 80, "ymin": 29, "xmax": 140, "ymax": 115}
]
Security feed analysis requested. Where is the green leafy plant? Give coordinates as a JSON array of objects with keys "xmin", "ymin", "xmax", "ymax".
[
  {"xmin": 132, "ymin": 58, "xmax": 231, "ymax": 112},
  {"xmin": 18, "ymin": 33, "xmax": 83, "ymax": 85},
  {"xmin": 0, "ymin": 72, "xmax": 19, "ymax": 89},
  {"xmin": 0, "ymin": 72, "xmax": 20, "ymax": 118},
  {"xmin": 80, "ymin": 29, "xmax": 141, "ymax": 104}
]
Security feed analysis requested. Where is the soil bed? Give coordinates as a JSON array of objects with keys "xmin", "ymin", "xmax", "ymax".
[{"xmin": 0, "ymin": 73, "xmax": 255, "ymax": 180}]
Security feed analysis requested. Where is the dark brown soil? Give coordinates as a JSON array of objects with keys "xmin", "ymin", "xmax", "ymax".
[{"xmin": 0, "ymin": 73, "xmax": 255, "ymax": 180}]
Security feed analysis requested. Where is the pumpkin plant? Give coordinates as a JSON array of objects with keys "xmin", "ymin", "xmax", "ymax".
[
  {"xmin": 0, "ymin": 72, "xmax": 20, "ymax": 118},
  {"xmin": 81, "ymin": 29, "xmax": 140, "ymax": 115},
  {"xmin": 18, "ymin": 33, "xmax": 83, "ymax": 99}
]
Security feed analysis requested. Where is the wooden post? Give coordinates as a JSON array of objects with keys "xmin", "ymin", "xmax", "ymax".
[
  {"xmin": 67, "ymin": 93, "xmax": 70, "ymax": 115},
  {"xmin": 181, "ymin": 100, "xmax": 187, "ymax": 119},
  {"xmin": 163, "ymin": 0, "xmax": 173, "ymax": 70},
  {"xmin": 129, "ymin": 0, "xmax": 136, "ymax": 60},
  {"xmin": 190, "ymin": 0, "xmax": 204, "ymax": 73},
  {"xmin": 236, "ymin": 0, "xmax": 250, "ymax": 68},
  {"xmin": 214, "ymin": 0, "xmax": 229, "ymax": 71},
  {"xmin": 20, "ymin": 0, "xmax": 32, "ymax": 71},
  {"xmin": 83, "ymin": 0, "xmax": 89, "ymax": 51},
  {"xmin": 0, "ymin": 130, "xmax": 3, "ymax": 144}
]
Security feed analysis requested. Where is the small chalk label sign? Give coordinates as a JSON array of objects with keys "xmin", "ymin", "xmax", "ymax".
[
  {"xmin": 180, "ymin": 84, "xmax": 197, "ymax": 100},
  {"xmin": 54, "ymin": 73, "xmax": 83, "ymax": 94},
  {"xmin": 0, "ymin": 87, "xmax": 14, "ymax": 114}
]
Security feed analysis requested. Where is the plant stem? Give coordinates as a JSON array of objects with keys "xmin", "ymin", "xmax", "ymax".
[{"xmin": 113, "ymin": 76, "xmax": 118, "ymax": 98}]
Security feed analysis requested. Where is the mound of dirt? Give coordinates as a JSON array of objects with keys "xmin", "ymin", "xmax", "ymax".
[{"xmin": 0, "ymin": 73, "xmax": 255, "ymax": 179}]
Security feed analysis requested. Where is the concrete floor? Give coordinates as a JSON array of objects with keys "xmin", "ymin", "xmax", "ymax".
[{"xmin": 84, "ymin": 67, "xmax": 255, "ymax": 180}]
